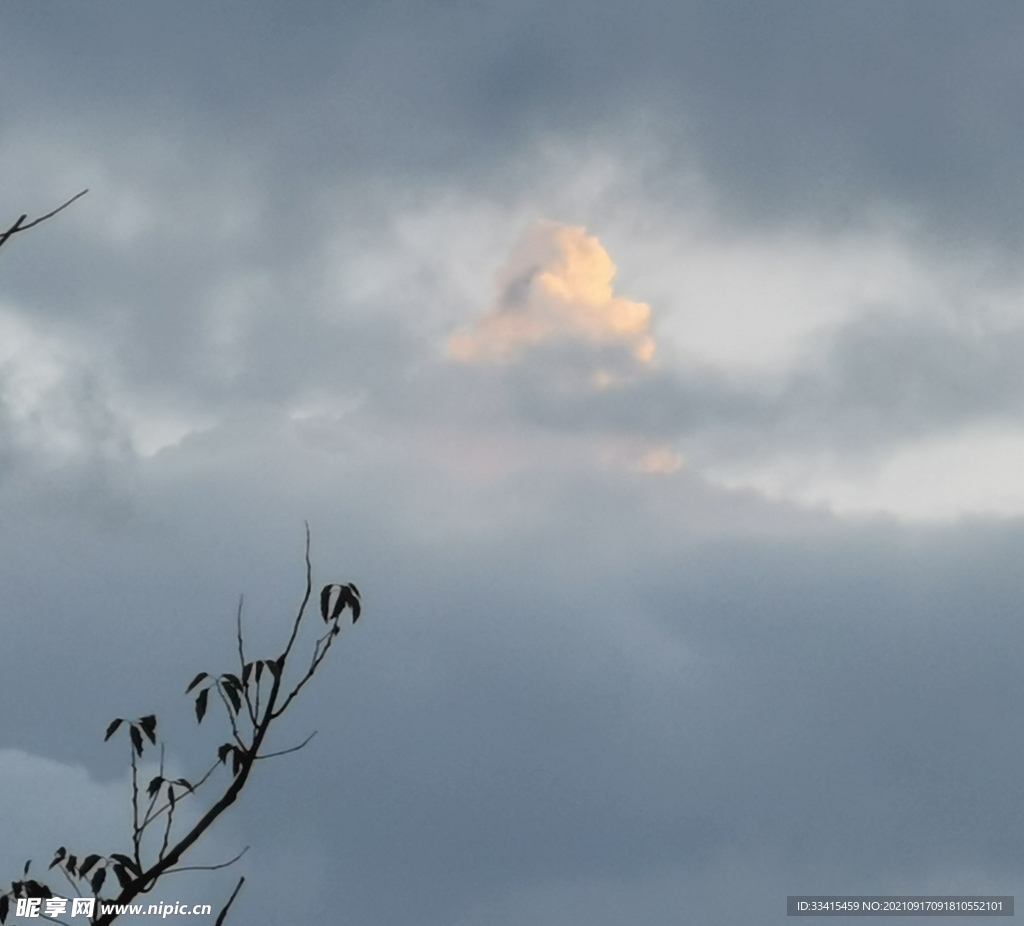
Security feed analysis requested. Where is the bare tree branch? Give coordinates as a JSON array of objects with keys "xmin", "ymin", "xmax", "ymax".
[
  {"xmin": 213, "ymin": 877, "xmax": 245, "ymax": 926},
  {"xmin": 164, "ymin": 846, "xmax": 249, "ymax": 876},
  {"xmin": 0, "ymin": 190, "xmax": 87, "ymax": 251},
  {"xmin": 254, "ymin": 729, "xmax": 317, "ymax": 760}
]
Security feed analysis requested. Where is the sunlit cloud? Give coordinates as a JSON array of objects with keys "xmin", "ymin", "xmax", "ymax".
[
  {"xmin": 635, "ymin": 447, "xmax": 686, "ymax": 474},
  {"xmin": 449, "ymin": 220, "xmax": 656, "ymax": 365}
]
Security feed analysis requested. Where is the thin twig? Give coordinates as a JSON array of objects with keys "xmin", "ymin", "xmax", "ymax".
[
  {"xmin": 16, "ymin": 189, "xmax": 88, "ymax": 230},
  {"xmin": 272, "ymin": 620, "xmax": 341, "ymax": 719},
  {"xmin": 130, "ymin": 750, "xmax": 142, "ymax": 867},
  {"xmin": 146, "ymin": 757, "xmax": 220, "ymax": 821},
  {"xmin": 139, "ymin": 744, "xmax": 167, "ymax": 837},
  {"xmin": 255, "ymin": 730, "xmax": 317, "ymax": 760},
  {"xmin": 0, "ymin": 190, "xmax": 87, "ymax": 250},
  {"xmin": 213, "ymin": 877, "xmax": 245, "ymax": 926},
  {"xmin": 279, "ymin": 522, "xmax": 314, "ymax": 666},
  {"xmin": 158, "ymin": 788, "xmax": 175, "ymax": 863},
  {"xmin": 215, "ymin": 683, "xmax": 247, "ymax": 750},
  {"xmin": 163, "ymin": 845, "xmax": 249, "ymax": 876},
  {"xmin": 236, "ymin": 596, "xmax": 258, "ymax": 726}
]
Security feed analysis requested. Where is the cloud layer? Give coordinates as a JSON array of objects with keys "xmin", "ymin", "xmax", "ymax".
[{"xmin": 4, "ymin": 4, "xmax": 1024, "ymax": 925}]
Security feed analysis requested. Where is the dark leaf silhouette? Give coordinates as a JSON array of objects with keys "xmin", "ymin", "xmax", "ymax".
[
  {"xmin": 185, "ymin": 672, "xmax": 209, "ymax": 693},
  {"xmin": 147, "ymin": 776, "xmax": 164, "ymax": 798},
  {"xmin": 47, "ymin": 849, "xmax": 65, "ymax": 871},
  {"xmin": 104, "ymin": 718, "xmax": 124, "ymax": 741},
  {"xmin": 21, "ymin": 862, "xmax": 29, "ymax": 877},
  {"xmin": 139, "ymin": 715, "xmax": 157, "ymax": 744},
  {"xmin": 78, "ymin": 855, "xmax": 101, "ymax": 877},
  {"xmin": 174, "ymin": 777, "xmax": 194, "ymax": 793},
  {"xmin": 255, "ymin": 660, "xmax": 264, "ymax": 682},
  {"xmin": 109, "ymin": 854, "xmax": 140, "ymax": 876},
  {"xmin": 217, "ymin": 743, "xmax": 233, "ymax": 765},
  {"xmin": 66, "ymin": 856, "xmax": 77, "ymax": 877},
  {"xmin": 90, "ymin": 867, "xmax": 106, "ymax": 894},
  {"xmin": 129, "ymin": 725, "xmax": 143, "ymax": 757},
  {"xmin": 222, "ymin": 682, "xmax": 241, "ymax": 715},
  {"xmin": 321, "ymin": 584, "xmax": 360, "ymax": 623},
  {"xmin": 195, "ymin": 687, "xmax": 210, "ymax": 723},
  {"xmin": 242, "ymin": 662, "xmax": 253, "ymax": 685},
  {"xmin": 1, "ymin": 891, "xmax": 9, "ymax": 924},
  {"xmin": 331, "ymin": 586, "xmax": 348, "ymax": 621},
  {"xmin": 113, "ymin": 865, "xmax": 132, "ymax": 890}
]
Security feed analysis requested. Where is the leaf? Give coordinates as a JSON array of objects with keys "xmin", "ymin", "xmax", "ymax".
[
  {"xmin": 331, "ymin": 586, "xmax": 348, "ymax": 621},
  {"xmin": 348, "ymin": 582, "xmax": 360, "ymax": 599},
  {"xmin": 147, "ymin": 775, "xmax": 164, "ymax": 798},
  {"xmin": 1, "ymin": 892, "xmax": 9, "ymax": 924},
  {"xmin": 255, "ymin": 660, "xmax": 264, "ymax": 683},
  {"xmin": 195, "ymin": 687, "xmax": 210, "ymax": 724},
  {"xmin": 217, "ymin": 743, "xmax": 233, "ymax": 765},
  {"xmin": 139, "ymin": 714, "xmax": 157, "ymax": 744},
  {"xmin": 66, "ymin": 855, "xmax": 77, "ymax": 877},
  {"xmin": 78, "ymin": 855, "xmax": 101, "ymax": 878},
  {"xmin": 168, "ymin": 786, "xmax": 176, "ymax": 808},
  {"xmin": 104, "ymin": 718, "xmax": 123, "ymax": 741},
  {"xmin": 48, "ymin": 848, "xmax": 66, "ymax": 870},
  {"xmin": 222, "ymin": 672, "xmax": 243, "ymax": 691},
  {"xmin": 320, "ymin": 584, "xmax": 334, "ymax": 621},
  {"xmin": 113, "ymin": 864, "xmax": 133, "ymax": 890},
  {"xmin": 222, "ymin": 681, "xmax": 242, "ymax": 715},
  {"xmin": 324, "ymin": 585, "xmax": 360, "ymax": 623},
  {"xmin": 129, "ymin": 724, "xmax": 143, "ymax": 757},
  {"xmin": 185, "ymin": 671, "xmax": 209, "ymax": 694},
  {"xmin": 267, "ymin": 657, "xmax": 282, "ymax": 680},
  {"xmin": 109, "ymin": 854, "xmax": 140, "ymax": 876},
  {"xmin": 231, "ymin": 748, "xmax": 243, "ymax": 777},
  {"xmin": 174, "ymin": 777, "xmax": 194, "ymax": 793},
  {"xmin": 242, "ymin": 662, "xmax": 253, "ymax": 685},
  {"xmin": 22, "ymin": 861, "xmax": 30, "ymax": 876},
  {"xmin": 90, "ymin": 867, "xmax": 106, "ymax": 894}
]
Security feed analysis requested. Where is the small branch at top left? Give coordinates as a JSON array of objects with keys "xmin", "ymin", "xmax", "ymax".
[{"xmin": 0, "ymin": 190, "xmax": 88, "ymax": 252}]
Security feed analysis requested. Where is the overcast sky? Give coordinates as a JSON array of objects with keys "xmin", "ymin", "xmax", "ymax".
[{"xmin": 4, "ymin": 2, "xmax": 1024, "ymax": 923}]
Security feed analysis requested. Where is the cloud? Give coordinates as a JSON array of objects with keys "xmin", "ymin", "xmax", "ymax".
[
  {"xmin": 635, "ymin": 446, "xmax": 685, "ymax": 474},
  {"xmin": 0, "ymin": 749, "xmax": 126, "ymax": 877},
  {"xmin": 449, "ymin": 220, "xmax": 655, "ymax": 366}
]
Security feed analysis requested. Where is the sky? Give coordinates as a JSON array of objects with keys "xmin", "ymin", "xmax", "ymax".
[{"xmin": 3, "ymin": 2, "xmax": 1024, "ymax": 923}]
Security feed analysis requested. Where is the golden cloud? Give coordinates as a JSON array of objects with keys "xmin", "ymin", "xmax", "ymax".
[{"xmin": 449, "ymin": 220, "xmax": 655, "ymax": 364}]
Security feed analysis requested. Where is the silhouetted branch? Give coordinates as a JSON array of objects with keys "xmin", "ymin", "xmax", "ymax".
[
  {"xmin": 164, "ymin": 846, "xmax": 249, "ymax": 876},
  {"xmin": 1, "ymin": 529, "xmax": 362, "ymax": 926},
  {"xmin": 0, "ymin": 190, "xmax": 87, "ymax": 251},
  {"xmin": 214, "ymin": 877, "xmax": 245, "ymax": 926},
  {"xmin": 255, "ymin": 729, "xmax": 317, "ymax": 760}
]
